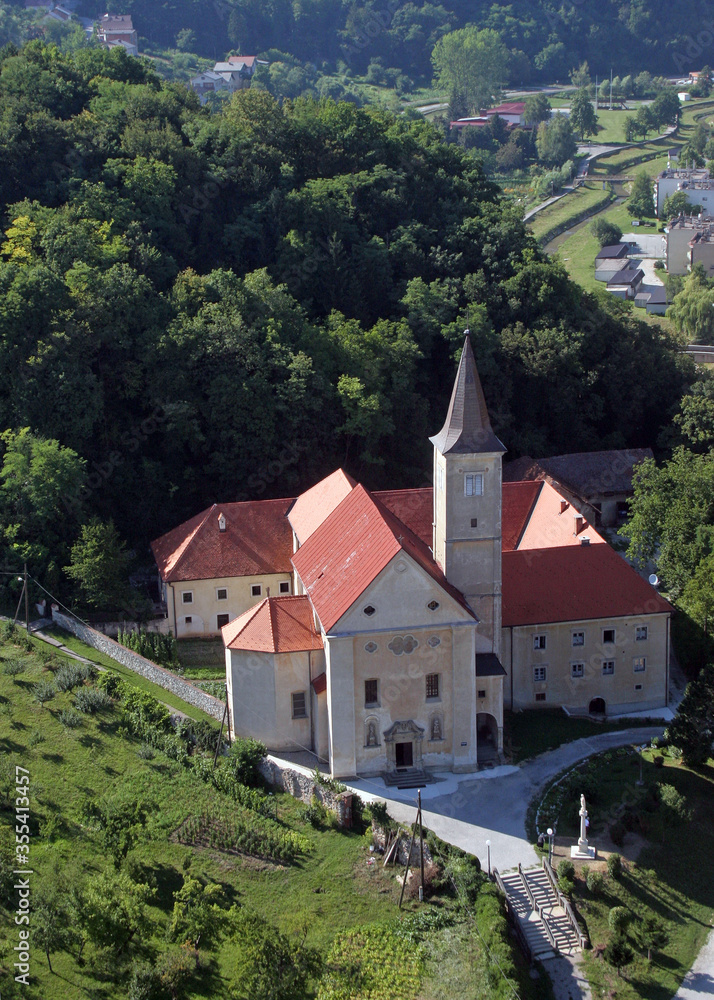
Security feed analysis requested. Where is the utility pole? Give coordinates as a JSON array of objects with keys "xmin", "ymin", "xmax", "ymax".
[
  {"xmin": 609, "ymin": 68, "xmax": 613, "ymax": 112},
  {"xmin": 595, "ymin": 75, "xmax": 598, "ymax": 110},
  {"xmin": 24, "ymin": 563, "xmax": 29, "ymax": 633},
  {"xmin": 418, "ymin": 789, "xmax": 424, "ymax": 903}
]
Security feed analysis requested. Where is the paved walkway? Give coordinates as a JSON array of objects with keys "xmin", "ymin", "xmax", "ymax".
[
  {"xmin": 672, "ymin": 927, "xmax": 714, "ymax": 999},
  {"xmin": 342, "ymin": 726, "xmax": 665, "ymax": 873}
]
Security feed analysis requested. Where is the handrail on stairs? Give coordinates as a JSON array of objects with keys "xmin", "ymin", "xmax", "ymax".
[
  {"xmin": 493, "ymin": 868, "xmax": 533, "ymax": 963},
  {"xmin": 542, "ymin": 858, "xmax": 588, "ymax": 949},
  {"xmin": 520, "ymin": 864, "xmax": 558, "ymax": 954}
]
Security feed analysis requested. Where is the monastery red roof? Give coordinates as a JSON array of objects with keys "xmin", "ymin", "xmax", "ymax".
[
  {"xmin": 502, "ymin": 545, "xmax": 672, "ymax": 627},
  {"xmin": 287, "ymin": 468, "xmax": 356, "ymax": 544},
  {"xmin": 291, "ymin": 484, "xmax": 475, "ymax": 632},
  {"xmin": 222, "ymin": 595, "xmax": 323, "ymax": 652},
  {"xmin": 151, "ymin": 499, "xmax": 294, "ymax": 583},
  {"xmin": 373, "ymin": 488, "xmax": 432, "ymax": 547},
  {"xmin": 502, "ymin": 481, "xmax": 541, "ymax": 551}
]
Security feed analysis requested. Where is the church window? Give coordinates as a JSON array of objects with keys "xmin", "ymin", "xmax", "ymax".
[
  {"xmin": 365, "ymin": 679, "xmax": 379, "ymax": 707},
  {"xmin": 364, "ymin": 641, "xmax": 378, "ymax": 653},
  {"xmin": 571, "ymin": 662, "xmax": 584, "ymax": 678},
  {"xmin": 427, "ymin": 600, "xmax": 440, "ymax": 611},
  {"xmin": 633, "ymin": 656, "xmax": 646, "ymax": 672},
  {"xmin": 279, "ymin": 581, "xmax": 291, "ymax": 594},
  {"xmin": 535, "ymin": 692, "xmax": 546, "ymax": 702},
  {"xmin": 217, "ymin": 614, "xmax": 230, "ymax": 629},
  {"xmin": 251, "ymin": 584, "xmax": 262, "ymax": 597},
  {"xmin": 216, "ymin": 588, "xmax": 227, "ymax": 601},
  {"xmin": 464, "ymin": 473, "xmax": 484, "ymax": 496},
  {"xmin": 182, "ymin": 591, "xmax": 193, "ymax": 604},
  {"xmin": 533, "ymin": 665, "xmax": 547, "ymax": 682},
  {"xmin": 291, "ymin": 692, "xmax": 307, "ymax": 718},
  {"xmin": 636, "ymin": 625, "xmax": 648, "ymax": 641},
  {"xmin": 363, "ymin": 605, "xmax": 376, "ymax": 617},
  {"xmin": 533, "ymin": 634, "xmax": 546, "ymax": 650},
  {"xmin": 603, "ymin": 628, "xmax": 615, "ymax": 644},
  {"xmin": 428, "ymin": 636, "xmax": 441, "ymax": 648},
  {"xmin": 635, "ymin": 683, "xmax": 643, "ymax": 691},
  {"xmin": 426, "ymin": 673, "xmax": 440, "ymax": 699},
  {"xmin": 389, "ymin": 635, "xmax": 418, "ymax": 655},
  {"xmin": 602, "ymin": 660, "xmax": 615, "ymax": 675},
  {"xmin": 572, "ymin": 631, "xmax": 585, "ymax": 647},
  {"xmin": 477, "ymin": 689, "xmax": 486, "ymax": 698},
  {"xmin": 470, "ymin": 518, "xmax": 478, "ymax": 527},
  {"xmin": 184, "ymin": 616, "xmax": 192, "ymax": 624}
]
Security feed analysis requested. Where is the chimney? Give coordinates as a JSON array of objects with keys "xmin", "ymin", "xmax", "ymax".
[
  {"xmin": 573, "ymin": 513, "xmax": 586, "ymax": 535},
  {"xmin": 560, "ymin": 500, "xmax": 569, "ymax": 514},
  {"xmin": 218, "ymin": 513, "xmax": 226, "ymax": 532}
]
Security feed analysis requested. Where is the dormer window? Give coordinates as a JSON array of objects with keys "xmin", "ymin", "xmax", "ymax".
[
  {"xmin": 427, "ymin": 600, "xmax": 440, "ymax": 611},
  {"xmin": 464, "ymin": 473, "xmax": 484, "ymax": 497},
  {"xmin": 218, "ymin": 513, "xmax": 226, "ymax": 532},
  {"xmin": 363, "ymin": 605, "xmax": 376, "ymax": 617}
]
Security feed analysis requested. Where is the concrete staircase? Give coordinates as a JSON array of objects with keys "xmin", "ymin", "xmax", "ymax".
[{"xmin": 497, "ymin": 864, "xmax": 581, "ymax": 961}]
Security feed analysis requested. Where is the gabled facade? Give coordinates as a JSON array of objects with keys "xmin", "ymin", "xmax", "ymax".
[{"xmin": 152, "ymin": 334, "xmax": 671, "ymax": 779}]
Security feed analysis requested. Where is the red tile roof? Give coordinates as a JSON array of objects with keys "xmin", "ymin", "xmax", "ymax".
[
  {"xmin": 287, "ymin": 468, "xmax": 356, "ymax": 544},
  {"xmin": 502, "ymin": 481, "xmax": 542, "ymax": 551},
  {"xmin": 151, "ymin": 499, "xmax": 294, "ymax": 583},
  {"xmin": 502, "ymin": 545, "xmax": 672, "ymax": 627},
  {"xmin": 487, "ymin": 102, "xmax": 526, "ymax": 115},
  {"xmin": 222, "ymin": 596, "xmax": 323, "ymax": 652},
  {"xmin": 291, "ymin": 484, "xmax": 475, "ymax": 632},
  {"xmin": 373, "ymin": 488, "xmax": 432, "ymax": 546}
]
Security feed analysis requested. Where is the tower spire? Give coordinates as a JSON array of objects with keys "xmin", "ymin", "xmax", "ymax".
[{"xmin": 429, "ymin": 332, "xmax": 505, "ymax": 455}]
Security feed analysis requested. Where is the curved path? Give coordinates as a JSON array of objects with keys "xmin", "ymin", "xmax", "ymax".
[
  {"xmin": 671, "ymin": 928, "xmax": 714, "ymax": 999},
  {"xmin": 346, "ymin": 726, "xmax": 664, "ymax": 872}
]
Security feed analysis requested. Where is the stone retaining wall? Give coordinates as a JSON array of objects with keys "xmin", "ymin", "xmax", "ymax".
[
  {"xmin": 259, "ymin": 757, "xmax": 353, "ymax": 826},
  {"xmin": 52, "ymin": 610, "xmax": 225, "ymax": 721}
]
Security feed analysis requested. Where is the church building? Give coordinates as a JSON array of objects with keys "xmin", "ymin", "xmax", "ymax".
[{"xmin": 152, "ymin": 336, "xmax": 672, "ymax": 780}]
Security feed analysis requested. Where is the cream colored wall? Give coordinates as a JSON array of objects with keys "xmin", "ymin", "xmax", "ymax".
[
  {"xmin": 167, "ymin": 573, "xmax": 292, "ymax": 637},
  {"xmin": 320, "ymin": 554, "xmax": 482, "ymax": 777},
  {"xmin": 691, "ymin": 240, "xmax": 714, "ymax": 278},
  {"xmin": 433, "ymin": 451, "xmax": 502, "ymax": 650},
  {"xmin": 352, "ymin": 625, "xmax": 455, "ymax": 776},
  {"xmin": 226, "ymin": 646, "xmax": 321, "ymax": 750},
  {"xmin": 667, "ymin": 225, "xmax": 695, "ymax": 275},
  {"xmin": 502, "ymin": 614, "xmax": 669, "ymax": 714}
]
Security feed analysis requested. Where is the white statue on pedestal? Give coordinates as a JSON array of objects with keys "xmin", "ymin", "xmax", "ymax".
[{"xmin": 578, "ymin": 793, "xmax": 589, "ymax": 850}]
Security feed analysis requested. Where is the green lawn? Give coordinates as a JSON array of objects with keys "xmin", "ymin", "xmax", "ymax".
[
  {"xmin": 0, "ymin": 629, "xmax": 545, "ymax": 1000},
  {"xmin": 41, "ymin": 626, "xmax": 218, "ymax": 723},
  {"xmin": 539, "ymin": 745, "xmax": 714, "ymax": 999},
  {"xmin": 504, "ymin": 709, "xmax": 657, "ymax": 763},
  {"xmin": 528, "ymin": 181, "xmax": 613, "ymax": 242}
]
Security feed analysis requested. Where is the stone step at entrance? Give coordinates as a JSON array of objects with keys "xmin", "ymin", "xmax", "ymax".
[{"xmin": 382, "ymin": 768, "xmax": 435, "ymax": 788}]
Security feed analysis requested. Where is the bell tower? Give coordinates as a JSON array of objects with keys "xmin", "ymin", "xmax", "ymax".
[{"xmin": 430, "ymin": 332, "xmax": 505, "ymax": 651}]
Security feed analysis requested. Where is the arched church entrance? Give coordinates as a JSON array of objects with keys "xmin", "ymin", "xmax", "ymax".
[
  {"xmin": 589, "ymin": 697, "xmax": 606, "ymax": 716},
  {"xmin": 477, "ymin": 713, "xmax": 499, "ymax": 765}
]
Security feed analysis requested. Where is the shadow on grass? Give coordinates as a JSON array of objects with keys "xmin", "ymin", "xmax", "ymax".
[
  {"xmin": 78, "ymin": 734, "xmax": 103, "ymax": 751},
  {"xmin": 42, "ymin": 751, "xmax": 64, "ymax": 764},
  {"xmin": 1, "ymin": 737, "xmax": 26, "ymax": 753}
]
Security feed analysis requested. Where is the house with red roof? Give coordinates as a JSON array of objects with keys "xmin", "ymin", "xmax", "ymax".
[{"xmin": 151, "ymin": 335, "xmax": 671, "ymax": 780}]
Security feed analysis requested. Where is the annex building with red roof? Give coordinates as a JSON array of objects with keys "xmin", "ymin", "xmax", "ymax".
[{"xmin": 151, "ymin": 335, "xmax": 671, "ymax": 780}]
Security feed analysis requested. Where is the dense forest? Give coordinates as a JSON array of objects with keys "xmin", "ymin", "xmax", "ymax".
[
  {"xmin": 0, "ymin": 0, "xmax": 711, "ymax": 83},
  {"xmin": 0, "ymin": 40, "xmax": 700, "ymax": 600}
]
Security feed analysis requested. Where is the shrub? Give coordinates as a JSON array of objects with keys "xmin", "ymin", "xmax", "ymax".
[
  {"xmin": 557, "ymin": 858, "xmax": 575, "ymax": 881},
  {"xmin": 2, "ymin": 659, "xmax": 25, "ymax": 682},
  {"xmin": 127, "ymin": 960, "xmax": 163, "ymax": 1000},
  {"xmin": 604, "ymin": 933, "xmax": 634, "ymax": 976},
  {"xmin": 74, "ymin": 686, "xmax": 112, "ymax": 714},
  {"xmin": 97, "ymin": 672, "xmax": 126, "ymax": 698},
  {"xmin": 137, "ymin": 743, "xmax": 155, "ymax": 760},
  {"xmin": 227, "ymin": 737, "xmax": 267, "ymax": 787},
  {"xmin": 55, "ymin": 663, "xmax": 85, "ymax": 692},
  {"xmin": 609, "ymin": 906, "xmax": 630, "ymax": 934},
  {"xmin": 586, "ymin": 869, "xmax": 603, "ymax": 894},
  {"xmin": 58, "ymin": 708, "xmax": 83, "ymax": 728},
  {"xmin": 607, "ymin": 853, "xmax": 623, "ymax": 879},
  {"xmin": 28, "ymin": 729, "xmax": 45, "ymax": 746},
  {"xmin": 32, "ymin": 680, "xmax": 56, "ymax": 707},
  {"xmin": 591, "ymin": 218, "xmax": 623, "ymax": 247},
  {"xmin": 653, "ymin": 754, "xmax": 664, "ymax": 768}
]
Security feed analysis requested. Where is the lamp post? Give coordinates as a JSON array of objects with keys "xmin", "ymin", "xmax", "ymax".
[
  {"xmin": 547, "ymin": 827, "xmax": 554, "ymax": 866},
  {"xmin": 486, "ymin": 839, "xmax": 491, "ymax": 877}
]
